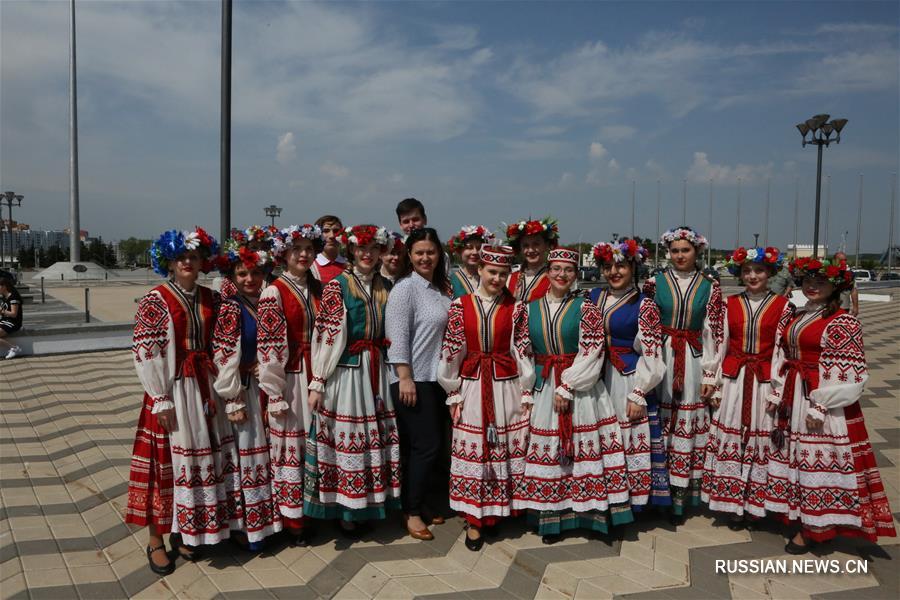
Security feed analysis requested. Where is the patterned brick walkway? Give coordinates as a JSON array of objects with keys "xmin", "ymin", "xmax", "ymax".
[{"xmin": 1, "ymin": 300, "xmax": 898, "ymax": 600}]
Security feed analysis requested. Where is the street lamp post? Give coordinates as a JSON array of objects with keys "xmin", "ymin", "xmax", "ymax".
[
  {"xmin": 736, "ymin": 177, "xmax": 742, "ymax": 248},
  {"xmin": 795, "ymin": 114, "xmax": 847, "ymax": 259},
  {"xmin": 708, "ymin": 179, "xmax": 713, "ymax": 266},
  {"xmin": 264, "ymin": 204, "xmax": 282, "ymax": 228},
  {"xmin": 1, "ymin": 192, "xmax": 23, "ymax": 269},
  {"xmin": 655, "ymin": 179, "xmax": 661, "ymax": 267},
  {"xmin": 753, "ymin": 233, "xmax": 760, "ymax": 247}
]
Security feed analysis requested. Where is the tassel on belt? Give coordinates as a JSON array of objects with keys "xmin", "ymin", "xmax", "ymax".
[
  {"xmin": 725, "ymin": 350, "xmax": 771, "ymax": 445},
  {"xmin": 535, "ymin": 353, "xmax": 576, "ymax": 461},
  {"xmin": 771, "ymin": 358, "xmax": 818, "ymax": 450},
  {"xmin": 461, "ymin": 351, "xmax": 517, "ymax": 449}
]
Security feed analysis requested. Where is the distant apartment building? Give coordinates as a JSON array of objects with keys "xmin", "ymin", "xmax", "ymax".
[{"xmin": 0, "ymin": 221, "xmax": 90, "ymax": 259}]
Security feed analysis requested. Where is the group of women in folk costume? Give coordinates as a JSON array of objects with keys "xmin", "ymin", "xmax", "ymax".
[
  {"xmin": 700, "ymin": 248, "xmax": 895, "ymax": 553},
  {"xmin": 127, "ymin": 214, "xmax": 894, "ymax": 576}
]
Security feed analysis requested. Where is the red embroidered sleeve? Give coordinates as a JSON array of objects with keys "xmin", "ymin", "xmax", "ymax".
[
  {"xmin": 212, "ymin": 299, "xmax": 241, "ymax": 367},
  {"xmin": 707, "ymin": 283, "xmax": 725, "ymax": 350},
  {"xmin": 133, "ymin": 293, "xmax": 170, "ymax": 363},
  {"xmin": 441, "ymin": 300, "xmax": 466, "ymax": 362},
  {"xmin": 638, "ymin": 297, "xmax": 662, "ymax": 358},
  {"xmin": 315, "ymin": 280, "xmax": 345, "ymax": 347},
  {"xmin": 820, "ymin": 314, "xmax": 867, "ymax": 385},
  {"xmin": 257, "ymin": 294, "xmax": 287, "ymax": 366},
  {"xmin": 578, "ymin": 301, "xmax": 605, "ymax": 356},
  {"xmin": 641, "ymin": 276, "xmax": 657, "ymax": 298},
  {"xmin": 513, "ymin": 301, "xmax": 533, "ymax": 359}
]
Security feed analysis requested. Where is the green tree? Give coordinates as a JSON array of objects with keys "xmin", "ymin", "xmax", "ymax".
[{"xmin": 118, "ymin": 237, "xmax": 152, "ymax": 266}]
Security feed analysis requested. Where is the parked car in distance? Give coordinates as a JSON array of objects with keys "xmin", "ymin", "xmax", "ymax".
[
  {"xmin": 880, "ymin": 272, "xmax": 900, "ymax": 281},
  {"xmin": 579, "ymin": 266, "xmax": 599, "ymax": 282},
  {"xmin": 851, "ymin": 269, "xmax": 874, "ymax": 282}
]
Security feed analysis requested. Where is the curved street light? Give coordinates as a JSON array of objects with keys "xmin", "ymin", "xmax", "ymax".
[
  {"xmin": 264, "ymin": 204, "xmax": 282, "ymax": 228},
  {"xmin": 1, "ymin": 191, "xmax": 23, "ymax": 269},
  {"xmin": 795, "ymin": 114, "xmax": 847, "ymax": 259}
]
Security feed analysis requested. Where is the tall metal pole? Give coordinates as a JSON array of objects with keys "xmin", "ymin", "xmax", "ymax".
[
  {"xmin": 655, "ymin": 179, "xmax": 661, "ymax": 266},
  {"xmin": 793, "ymin": 179, "xmax": 799, "ymax": 259},
  {"xmin": 764, "ymin": 178, "xmax": 770, "ymax": 247},
  {"xmin": 888, "ymin": 173, "xmax": 896, "ymax": 273},
  {"xmin": 682, "ymin": 179, "xmax": 687, "ymax": 224},
  {"xmin": 736, "ymin": 177, "xmax": 742, "ymax": 247},
  {"xmin": 708, "ymin": 179, "xmax": 713, "ymax": 266},
  {"xmin": 631, "ymin": 180, "xmax": 636, "ymax": 239},
  {"xmin": 855, "ymin": 173, "xmax": 863, "ymax": 267},
  {"xmin": 69, "ymin": 0, "xmax": 81, "ymax": 262},
  {"xmin": 824, "ymin": 175, "xmax": 831, "ymax": 255},
  {"xmin": 220, "ymin": 0, "xmax": 232, "ymax": 245},
  {"xmin": 812, "ymin": 143, "xmax": 824, "ymax": 259}
]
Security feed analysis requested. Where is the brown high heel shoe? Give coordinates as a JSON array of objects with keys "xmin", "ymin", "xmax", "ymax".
[{"xmin": 404, "ymin": 515, "xmax": 434, "ymax": 541}]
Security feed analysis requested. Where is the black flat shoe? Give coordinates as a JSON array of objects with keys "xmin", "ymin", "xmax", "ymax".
[
  {"xmin": 669, "ymin": 514, "xmax": 686, "ymax": 527},
  {"xmin": 785, "ymin": 539, "xmax": 814, "ymax": 555},
  {"xmin": 337, "ymin": 520, "xmax": 365, "ymax": 540},
  {"xmin": 727, "ymin": 519, "xmax": 745, "ymax": 531},
  {"xmin": 289, "ymin": 528, "xmax": 314, "ymax": 547},
  {"xmin": 146, "ymin": 543, "xmax": 175, "ymax": 576},
  {"xmin": 541, "ymin": 534, "xmax": 560, "ymax": 545},
  {"xmin": 170, "ymin": 533, "xmax": 201, "ymax": 562},
  {"xmin": 483, "ymin": 524, "xmax": 499, "ymax": 537},
  {"xmin": 464, "ymin": 526, "xmax": 484, "ymax": 552}
]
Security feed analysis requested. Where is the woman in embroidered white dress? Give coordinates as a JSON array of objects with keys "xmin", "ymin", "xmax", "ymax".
[
  {"xmin": 646, "ymin": 226, "xmax": 724, "ymax": 524},
  {"xmin": 126, "ymin": 228, "xmax": 233, "ymax": 575},
  {"xmin": 700, "ymin": 246, "xmax": 792, "ymax": 530},
  {"xmin": 306, "ymin": 225, "xmax": 402, "ymax": 536},
  {"xmin": 212, "ymin": 227, "xmax": 282, "ymax": 550},
  {"xmin": 438, "ymin": 245, "xmax": 532, "ymax": 551},
  {"xmin": 256, "ymin": 224, "xmax": 324, "ymax": 545},
  {"xmin": 513, "ymin": 248, "xmax": 630, "ymax": 544},
  {"xmin": 589, "ymin": 239, "xmax": 666, "ymax": 511},
  {"xmin": 765, "ymin": 257, "xmax": 895, "ymax": 554}
]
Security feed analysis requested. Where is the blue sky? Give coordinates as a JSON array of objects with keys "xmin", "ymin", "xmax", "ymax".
[{"xmin": 1, "ymin": 0, "xmax": 897, "ymax": 252}]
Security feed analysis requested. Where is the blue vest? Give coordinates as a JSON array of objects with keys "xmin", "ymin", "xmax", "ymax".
[
  {"xmin": 588, "ymin": 288, "xmax": 642, "ymax": 375},
  {"xmin": 238, "ymin": 298, "xmax": 258, "ymax": 386}
]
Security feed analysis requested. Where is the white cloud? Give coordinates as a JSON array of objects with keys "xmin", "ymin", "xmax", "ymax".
[
  {"xmin": 645, "ymin": 159, "xmax": 667, "ymax": 179},
  {"xmin": 320, "ymin": 161, "xmax": 350, "ymax": 179},
  {"xmin": 599, "ymin": 125, "xmax": 636, "ymax": 142},
  {"xmin": 387, "ymin": 173, "xmax": 405, "ymax": 184},
  {"xmin": 686, "ymin": 152, "xmax": 773, "ymax": 184},
  {"xmin": 608, "ymin": 158, "xmax": 621, "ymax": 172},
  {"xmin": 276, "ymin": 132, "xmax": 297, "ymax": 165},
  {"xmin": 589, "ymin": 142, "xmax": 609, "ymax": 160},
  {"xmin": 433, "ymin": 24, "xmax": 480, "ymax": 50},
  {"xmin": 559, "ymin": 172, "xmax": 575, "ymax": 186}
]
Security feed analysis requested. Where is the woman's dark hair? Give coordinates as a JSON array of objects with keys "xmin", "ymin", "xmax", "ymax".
[
  {"xmin": 405, "ymin": 227, "xmax": 451, "ymax": 296},
  {"xmin": 396, "ymin": 197, "xmax": 426, "ymax": 220},
  {"xmin": 0, "ymin": 276, "xmax": 13, "ymax": 291},
  {"xmin": 306, "ymin": 270, "xmax": 323, "ymax": 299}
]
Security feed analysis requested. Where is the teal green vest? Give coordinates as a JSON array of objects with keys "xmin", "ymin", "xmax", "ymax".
[
  {"xmin": 450, "ymin": 270, "xmax": 477, "ymax": 299},
  {"xmin": 528, "ymin": 295, "xmax": 583, "ymax": 391},
  {"xmin": 334, "ymin": 272, "xmax": 388, "ymax": 367},
  {"xmin": 654, "ymin": 270, "xmax": 711, "ymax": 331}
]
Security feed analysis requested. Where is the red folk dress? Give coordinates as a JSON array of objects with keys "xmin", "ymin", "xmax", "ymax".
[
  {"xmin": 126, "ymin": 282, "xmax": 237, "ymax": 545},
  {"xmin": 765, "ymin": 305, "xmax": 895, "ymax": 542}
]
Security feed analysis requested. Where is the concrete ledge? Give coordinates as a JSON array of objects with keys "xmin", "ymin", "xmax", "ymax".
[{"xmin": 8, "ymin": 322, "xmax": 132, "ymax": 356}]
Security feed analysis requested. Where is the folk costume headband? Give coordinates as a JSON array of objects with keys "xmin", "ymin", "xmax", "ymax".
[
  {"xmin": 660, "ymin": 226, "xmax": 708, "ymax": 251},
  {"xmin": 340, "ymin": 225, "xmax": 390, "ymax": 248},
  {"xmin": 789, "ymin": 256, "xmax": 853, "ymax": 290},
  {"xmin": 480, "ymin": 245, "xmax": 515, "ymax": 267},
  {"xmin": 387, "ymin": 230, "xmax": 406, "ymax": 252},
  {"xmin": 216, "ymin": 226, "xmax": 277, "ymax": 273},
  {"xmin": 547, "ymin": 248, "xmax": 579, "ymax": 266},
  {"xmin": 150, "ymin": 227, "xmax": 218, "ymax": 277},
  {"xmin": 448, "ymin": 225, "xmax": 496, "ymax": 253},
  {"xmin": 504, "ymin": 217, "xmax": 559, "ymax": 246},
  {"xmin": 592, "ymin": 238, "xmax": 649, "ymax": 266},
  {"xmin": 724, "ymin": 246, "xmax": 784, "ymax": 276},
  {"xmin": 272, "ymin": 224, "xmax": 324, "ymax": 264}
]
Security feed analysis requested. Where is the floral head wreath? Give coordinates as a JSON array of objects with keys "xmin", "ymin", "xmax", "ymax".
[
  {"xmin": 789, "ymin": 256, "xmax": 853, "ymax": 290},
  {"xmin": 660, "ymin": 226, "xmax": 708, "ymax": 251},
  {"xmin": 216, "ymin": 226, "xmax": 277, "ymax": 274},
  {"xmin": 340, "ymin": 225, "xmax": 390, "ymax": 248},
  {"xmin": 724, "ymin": 246, "xmax": 784, "ymax": 276},
  {"xmin": 448, "ymin": 225, "xmax": 495, "ymax": 253},
  {"xmin": 150, "ymin": 227, "xmax": 218, "ymax": 277},
  {"xmin": 272, "ymin": 224, "xmax": 324, "ymax": 263},
  {"xmin": 387, "ymin": 230, "xmax": 406, "ymax": 252},
  {"xmin": 504, "ymin": 217, "xmax": 559, "ymax": 246},
  {"xmin": 592, "ymin": 238, "xmax": 650, "ymax": 266}
]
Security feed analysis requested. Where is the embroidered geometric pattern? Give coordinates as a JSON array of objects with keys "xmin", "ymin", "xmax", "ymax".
[
  {"xmin": 821, "ymin": 314, "xmax": 866, "ymax": 384},
  {"xmin": 578, "ymin": 301, "xmax": 604, "ymax": 356},
  {"xmin": 212, "ymin": 299, "xmax": 241, "ymax": 367},
  {"xmin": 442, "ymin": 300, "xmax": 466, "ymax": 362},
  {"xmin": 257, "ymin": 295, "xmax": 287, "ymax": 366},
  {"xmin": 316, "ymin": 281, "xmax": 345, "ymax": 347},
  {"xmin": 133, "ymin": 293, "xmax": 169, "ymax": 362}
]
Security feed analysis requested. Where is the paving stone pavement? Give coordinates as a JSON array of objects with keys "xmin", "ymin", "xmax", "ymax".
[{"xmin": 1, "ymin": 300, "xmax": 898, "ymax": 600}]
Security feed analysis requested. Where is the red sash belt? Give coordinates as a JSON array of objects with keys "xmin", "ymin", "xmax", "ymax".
[
  {"xmin": 725, "ymin": 350, "xmax": 771, "ymax": 445},
  {"xmin": 772, "ymin": 358, "xmax": 819, "ymax": 449},
  {"xmin": 287, "ymin": 341, "xmax": 313, "ymax": 384},
  {"xmin": 661, "ymin": 326, "xmax": 702, "ymax": 396},
  {"xmin": 535, "ymin": 353, "xmax": 577, "ymax": 460},
  {"xmin": 181, "ymin": 351, "xmax": 217, "ymax": 417},
  {"xmin": 461, "ymin": 351, "xmax": 517, "ymax": 449},
  {"xmin": 607, "ymin": 345, "xmax": 633, "ymax": 374},
  {"xmin": 347, "ymin": 338, "xmax": 390, "ymax": 407}
]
